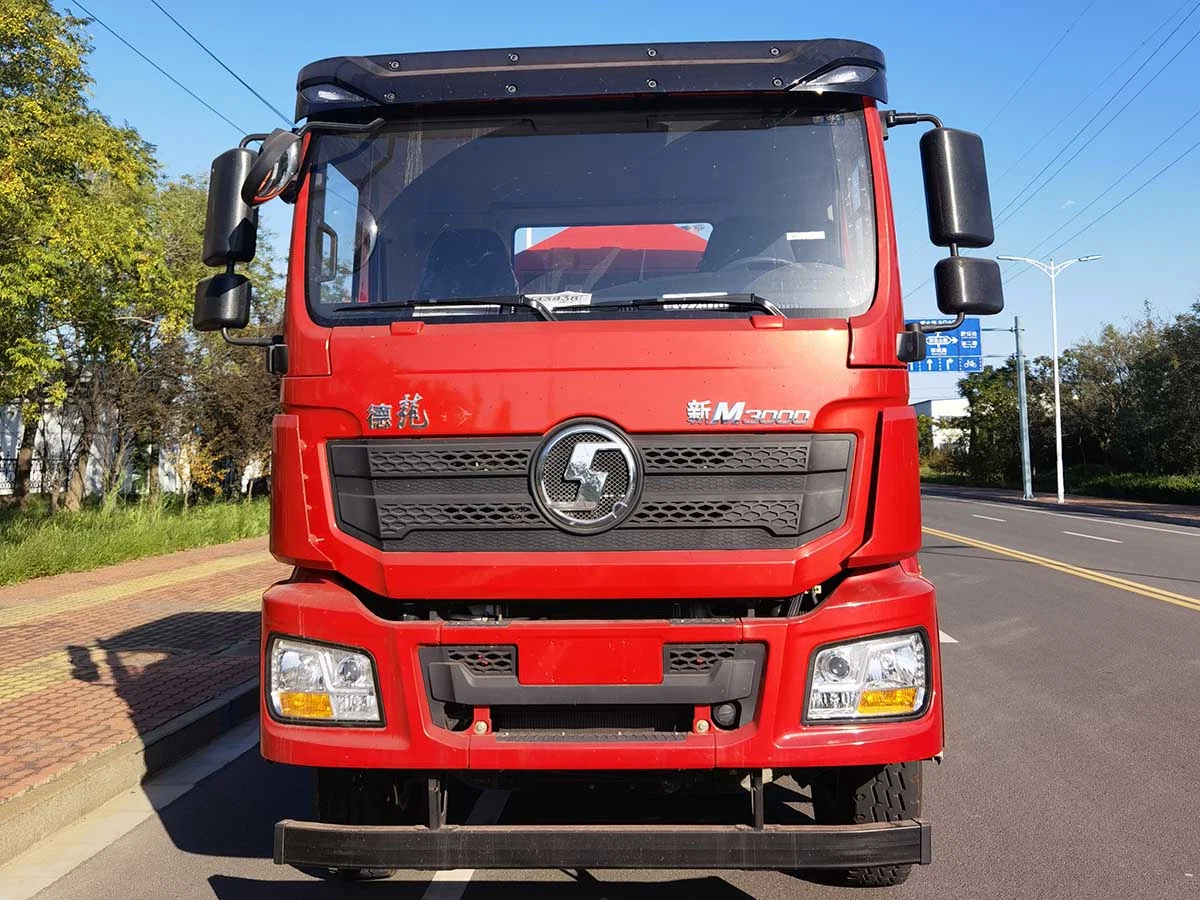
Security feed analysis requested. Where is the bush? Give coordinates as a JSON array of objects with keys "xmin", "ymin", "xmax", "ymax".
[
  {"xmin": 1069, "ymin": 471, "xmax": 1200, "ymax": 506},
  {"xmin": 922, "ymin": 466, "xmax": 1200, "ymax": 506}
]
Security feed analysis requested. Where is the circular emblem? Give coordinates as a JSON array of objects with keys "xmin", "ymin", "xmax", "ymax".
[{"xmin": 531, "ymin": 420, "xmax": 642, "ymax": 535}]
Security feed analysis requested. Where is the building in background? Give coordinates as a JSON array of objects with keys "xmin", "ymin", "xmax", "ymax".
[{"xmin": 911, "ymin": 398, "xmax": 968, "ymax": 450}]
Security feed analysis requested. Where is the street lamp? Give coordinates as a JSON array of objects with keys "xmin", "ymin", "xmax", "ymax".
[{"xmin": 996, "ymin": 254, "xmax": 1101, "ymax": 504}]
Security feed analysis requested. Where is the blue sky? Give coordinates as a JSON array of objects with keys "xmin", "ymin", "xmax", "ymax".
[{"xmin": 61, "ymin": 0, "xmax": 1200, "ymax": 401}]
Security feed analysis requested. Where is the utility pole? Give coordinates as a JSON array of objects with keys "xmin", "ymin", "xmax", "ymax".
[
  {"xmin": 1013, "ymin": 316, "xmax": 1032, "ymax": 501},
  {"xmin": 997, "ymin": 254, "xmax": 1101, "ymax": 504},
  {"xmin": 983, "ymin": 316, "xmax": 1033, "ymax": 500}
]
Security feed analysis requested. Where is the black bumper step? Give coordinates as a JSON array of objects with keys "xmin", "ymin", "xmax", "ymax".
[{"xmin": 274, "ymin": 819, "xmax": 931, "ymax": 871}]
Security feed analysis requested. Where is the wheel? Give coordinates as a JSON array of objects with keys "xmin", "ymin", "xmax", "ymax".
[
  {"xmin": 309, "ymin": 769, "xmax": 417, "ymax": 881},
  {"xmin": 807, "ymin": 762, "xmax": 922, "ymax": 887}
]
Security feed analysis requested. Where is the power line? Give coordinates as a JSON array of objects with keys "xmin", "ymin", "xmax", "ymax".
[
  {"xmin": 992, "ymin": 0, "xmax": 1200, "ymax": 224},
  {"xmin": 68, "ymin": 0, "xmax": 245, "ymax": 134},
  {"xmin": 1042, "ymin": 134, "xmax": 1200, "ymax": 260},
  {"xmin": 147, "ymin": 0, "xmax": 292, "ymax": 127},
  {"xmin": 1024, "ymin": 113, "xmax": 1199, "ymax": 256},
  {"xmin": 981, "ymin": 0, "xmax": 1098, "ymax": 134},
  {"xmin": 995, "ymin": 16, "xmax": 1200, "ymax": 228},
  {"xmin": 903, "ymin": 2, "xmax": 1191, "ymax": 301},
  {"xmin": 994, "ymin": 0, "xmax": 1192, "ymax": 182}
]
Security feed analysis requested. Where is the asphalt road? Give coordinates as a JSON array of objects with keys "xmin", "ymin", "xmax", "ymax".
[{"xmin": 27, "ymin": 493, "xmax": 1200, "ymax": 900}]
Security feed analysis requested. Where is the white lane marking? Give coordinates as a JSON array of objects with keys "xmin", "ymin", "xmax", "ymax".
[
  {"xmin": 1062, "ymin": 530, "xmax": 1123, "ymax": 544},
  {"xmin": 925, "ymin": 495, "xmax": 1198, "ymax": 537},
  {"xmin": 971, "ymin": 514, "xmax": 1006, "ymax": 522},
  {"xmin": 0, "ymin": 719, "xmax": 260, "ymax": 900},
  {"xmin": 420, "ymin": 789, "xmax": 511, "ymax": 898},
  {"xmin": 939, "ymin": 630, "xmax": 959, "ymax": 644}
]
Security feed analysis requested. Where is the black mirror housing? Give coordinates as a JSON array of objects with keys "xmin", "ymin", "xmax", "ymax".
[
  {"xmin": 934, "ymin": 256, "xmax": 1004, "ymax": 317},
  {"xmin": 194, "ymin": 272, "xmax": 252, "ymax": 331},
  {"xmin": 202, "ymin": 148, "xmax": 259, "ymax": 267},
  {"xmin": 920, "ymin": 128, "xmax": 995, "ymax": 249}
]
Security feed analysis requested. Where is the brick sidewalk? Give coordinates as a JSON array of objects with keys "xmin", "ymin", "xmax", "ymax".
[{"xmin": 0, "ymin": 539, "xmax": 288, "ymax": 806}]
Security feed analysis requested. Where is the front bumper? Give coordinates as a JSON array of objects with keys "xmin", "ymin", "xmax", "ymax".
[
  {"xmin": 274, "ymin": 818, "xmax": 931, "ymax": 871},
  {"xmin": 260, "ymin": 563, "xmax": 943, "ymax": 770}
]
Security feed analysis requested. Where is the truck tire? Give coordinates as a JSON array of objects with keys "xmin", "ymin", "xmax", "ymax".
[
  {"xmin": 311, "ymin": 769, "xmax": 415, "ymax": 881},
  {"xmin": 807, "ymin": 761, "xmax": 922, "ymax": 888}
]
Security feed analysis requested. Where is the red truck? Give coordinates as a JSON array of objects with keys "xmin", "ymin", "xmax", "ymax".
[{"xmin": 194, "ymin": 40, "xmax": 1003, "ymax": 886}]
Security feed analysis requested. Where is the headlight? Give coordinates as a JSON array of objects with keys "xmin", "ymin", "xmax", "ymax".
[
  {"xmin": 806, "ymin": 631, "xmax": 927, "ymax": 722},
  {"xmin": 268, "ymin": 636, "xmax": 380, "ymax": 723}
]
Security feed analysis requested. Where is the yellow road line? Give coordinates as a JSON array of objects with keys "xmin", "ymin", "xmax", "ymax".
[
  {"xmin": 923, "ymin": 527, "xmax": 1200, "ymax": 613},
  {"xmin": 0, "ymin": 554, "xmax": 269, "ymax": 627}
]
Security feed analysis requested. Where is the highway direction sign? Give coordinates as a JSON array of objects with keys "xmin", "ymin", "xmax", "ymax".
[{"xmin": 905, "ymin": 317, "xmax": 982, "ymax": 374}]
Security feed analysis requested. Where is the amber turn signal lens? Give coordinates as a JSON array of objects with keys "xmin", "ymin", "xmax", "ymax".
[{"xmin": 278, "ymin": 691, "xmax": 334, "ymax": 719}]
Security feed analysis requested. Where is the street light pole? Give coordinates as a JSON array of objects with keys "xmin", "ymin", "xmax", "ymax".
[{"xmin": 997, "ymin": 254, "xmax": 1101, "ymax": 504}]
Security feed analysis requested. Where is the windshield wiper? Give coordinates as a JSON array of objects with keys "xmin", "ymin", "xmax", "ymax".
[
  {"xmin": 556, "ymin": 293, "xmax": 784, "ymax": 317},
  {"xmin": 332, "ymin": 294, "xmax": 558, "ymax": 321}
]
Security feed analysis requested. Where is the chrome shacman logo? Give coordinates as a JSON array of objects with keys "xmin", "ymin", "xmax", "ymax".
[
  {"xmin": 687, "ymin": 400, "xmax": 812, "ymax": 426},
  {"xmin": 531, "ymin": 421, "xmax": 641, "ymax": 534}
]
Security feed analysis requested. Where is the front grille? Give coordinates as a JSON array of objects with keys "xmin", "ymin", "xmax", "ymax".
[
  {"xmin": 329, "ymin": 432, "xmax": 852, "ymax": 552},
  {"xmin": 491, "ymin": 704, "xmax": 693, "ymax": 739},
  {"xmin": 667, "ymin": 645, "xmax": 737, "ymax": 673}
]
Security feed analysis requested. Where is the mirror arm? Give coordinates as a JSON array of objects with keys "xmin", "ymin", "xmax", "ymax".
[
  {"xmin": 239, "ymin": 132, "xmax": 272, "ymax": 149},
  {"xmin": 212, "ymin": 261, "xmax": 274, "ymax": 347},
  {"xmin": 883, "ymin": 111, "xmax": 944, "ymax": 129},
  {"xmin": 913, "ymin": 313, "xmax": 964, "ymax": 335},
  {"xmin": 221, "ymin": 327, "xmax": 275, "ymax": 347}
]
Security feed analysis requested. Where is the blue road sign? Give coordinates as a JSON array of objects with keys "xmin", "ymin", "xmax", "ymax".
[{"xmin": 904, "ymin": 317, "xmax": 982, "ymax": 373}]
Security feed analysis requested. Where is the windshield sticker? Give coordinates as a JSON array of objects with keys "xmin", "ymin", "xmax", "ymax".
[
  {"xmin": 525, "ymin": 292, "xmax": 592, "ymax": 310},
  {"xmin": 687, "ymin": 400, "xmax": 811, "ymax": 426}
]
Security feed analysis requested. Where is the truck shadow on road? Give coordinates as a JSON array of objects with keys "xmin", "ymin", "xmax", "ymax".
[
  {"xmin": 67, "ymin": 610, "xmax": 260, "ymax": 765},
  {"xmin": 207, "ymin": 874, "xmax": 758, "ymax": 899}
]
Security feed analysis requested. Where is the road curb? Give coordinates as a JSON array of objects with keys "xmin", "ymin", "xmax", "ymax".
[
  {"xmin": 0, "ymin": 678, "xmax": 258, "ymax": 866},
  {"xmin": 921, "ymin": 486, "xmax": 1200, "ymax": 529}
]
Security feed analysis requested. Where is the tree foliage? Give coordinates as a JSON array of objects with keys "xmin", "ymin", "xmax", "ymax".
[
  {"xmin": 1, "ymin": 2, "xmax": 283, "ymax": 511},
  {"xmin": 949, "ymin": 306, "xmax": 1200, "ymax": 485}
]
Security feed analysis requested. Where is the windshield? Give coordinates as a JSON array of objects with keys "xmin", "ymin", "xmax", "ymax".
[{"xmin": 305, "ymin": 103, "xmax": 876, "ymax": 323}]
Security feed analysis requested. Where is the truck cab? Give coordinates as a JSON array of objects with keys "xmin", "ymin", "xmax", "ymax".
[{"xmin": 194, "ymin": 39, "xmax": 1003, "ymax": 886}]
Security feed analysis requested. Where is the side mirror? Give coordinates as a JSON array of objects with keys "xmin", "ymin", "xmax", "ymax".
[
  {"xmin": 920, "ymin": 128, "xmax": 995, "ymax": 249},
  {"xmin": 242, "ymin": 129, "xmax": 302, "ymax": 206},
  {"xmin": 194, "ymin": 272, "xmax": 251, "ymax": 332},
  {"xmin": 202, "ymin": 149, "xmax": 259, "ymax": 267},
  {"xmin": 934, "ymin": 256, "xmax": 1004, "ymax": 316}
]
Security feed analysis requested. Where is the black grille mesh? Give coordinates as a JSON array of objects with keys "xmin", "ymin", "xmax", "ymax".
[
  {"xmin": 643, "ymin": 444, "xmax": 809, "ymax": 472},
  {"xmin": 445, "ymin": 646, "xmax": 515, "ymax": 675},
  {"xmin": 632, "ymin": 500, "xmax": 801, "ymax": 536},
  {"xmin": 377, "ymin": 502, "xmax": 542, "ymax": 536},
  {"xmin": 667, "ymin": 645, "xmax": 737, "ymax": 673},
  {"xmin": 370, "ymin": 447, "xmax": 530, "ymax": 476}
]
